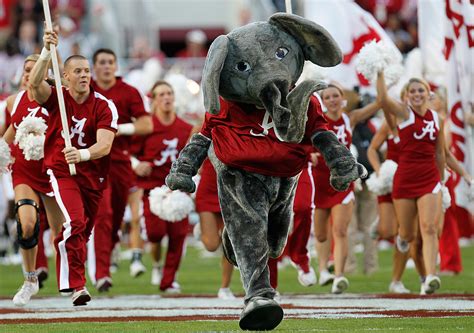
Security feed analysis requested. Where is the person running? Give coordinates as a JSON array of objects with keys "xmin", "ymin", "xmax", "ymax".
[
  {"xmin": 133, "ymin": 80, "xmax": 193, "ymax": 292},
  {"xmin": 377, "ymin": 71, "xmax": 445, "ymax": 294},
  {"xmin": 29, "ymin": 29, "xmax": 118, "ymax": 305},
  {"xmin": 313, "ymin": 84, "xmax": 380, "ymax": 294},
  {"xmin": 87, "ymin": 48, "xmax": 152, "ymax": 292},
  {"xmin": 3, "ymin": 54, "xmax": 65, "ymax": 306}
]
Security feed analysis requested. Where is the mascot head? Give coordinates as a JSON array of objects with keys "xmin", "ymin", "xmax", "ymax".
[{"xmin": 202, "ymin": 13, "xmax": 342, "ymax": 118}]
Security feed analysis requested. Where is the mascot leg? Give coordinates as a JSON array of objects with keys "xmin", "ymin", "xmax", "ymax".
[
  {"xmin": 267, "ymin": 176, "xmax": 298, "ymax": 258},
  {"xmin": 210, "ymin": 152, "xmax": 284, "ymax": 331}
]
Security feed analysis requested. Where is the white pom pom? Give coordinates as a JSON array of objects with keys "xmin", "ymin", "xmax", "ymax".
[
  {"xmin": 366, "ymin": 172, "xmax": 384, "ymax": 195},
  {"xmin": 441, "ymin": 185, "xmax": 451, "ymax": 212},
  {"xmin": 0, "ymin": 138, "xmax": 12, "ymax": 173},
  {"xmin": 149, "ymin": 185, "xmax": 194, "ymax": 222},
  {"xmin": 19, "ymin": 134, "xmax": 45, "ymax": 160},
  {"xmin": 366, "ymin": 159, "xmax": 398, "ymax": 195},
  {"xmin": 356, "ymin": 40, "xmax": 403, "ymax": 86},
  {"xmin": 14, "ymin": 117, "xmax": 47, "ymax": 161}
]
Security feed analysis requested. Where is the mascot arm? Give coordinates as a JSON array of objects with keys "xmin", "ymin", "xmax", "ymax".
[
  {"xmin": 311, "ymin": 130, "xmax": 367, "ymax": 191},
  {"xmin": 165, "ymin": 133, "xmax": 211, "ymax": 193}
]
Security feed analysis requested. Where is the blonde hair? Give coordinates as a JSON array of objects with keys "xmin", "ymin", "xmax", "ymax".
[
  {"xmin": 24, "ymin": 54, "xmax": 40, "ymax": 64},
  {"xmin": 407, "ymin": 77, "xmax": 431, "ymax": 94}
]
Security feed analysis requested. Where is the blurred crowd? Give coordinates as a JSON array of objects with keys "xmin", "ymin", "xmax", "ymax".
[{"xmin": 1, "ymin": 0, "xmax": 419, "ymax": 97}]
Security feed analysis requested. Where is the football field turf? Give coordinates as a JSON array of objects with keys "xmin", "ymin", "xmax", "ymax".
[{"xmin": 1, "ymin": 241, "xmax": 473, "ymax": 332}]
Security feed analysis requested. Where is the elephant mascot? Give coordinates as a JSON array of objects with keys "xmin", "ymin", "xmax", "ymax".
[{"xmin": 166, "ymin": 13, "xmax": 366, "ymax": 331}]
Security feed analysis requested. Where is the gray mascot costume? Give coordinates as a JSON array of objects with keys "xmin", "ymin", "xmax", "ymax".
[{"xmin": 166, "ymin": 13, "xmax": 366, "ymax": 331}]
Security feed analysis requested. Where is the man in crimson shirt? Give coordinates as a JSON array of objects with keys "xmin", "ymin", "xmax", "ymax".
[
  {"xmin": 29, "ymin": 29, "xmax": 118, "ymax": 306},
  {"xmin": 87, "ymin": 48, "xmax": 153, "ymax": 292}
]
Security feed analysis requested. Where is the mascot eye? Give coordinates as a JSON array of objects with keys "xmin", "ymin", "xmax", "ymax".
[
  {"xmin": 275, "ymin": 47, "xmax": 289, "ymax": 60},
  {"xmin": 235, "ymin": 61, "xmax": 251, "ymax": 72}
]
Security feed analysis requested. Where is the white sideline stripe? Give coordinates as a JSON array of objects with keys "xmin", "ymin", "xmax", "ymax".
[
  {"xmin": 432, "ymin": 182, "xmax": 442, "ymax": 194},
  {"xmin": 48, "ymin": 169, "xmax": 72, "ymax": 290},
  {"xmin": 94, "ymin": 92, "xmax": 119, "ymax": 129},
  {"xmin": 307, "ymin": 161, "xmax": 316, "ymax": 262},
  {"xmin": 87, "ymin": 228, "xmax": 97, "ymax": 285},
  {"xmin": 10, "ymin": 90, "xmax": 25, "ymax": 116},
  {"xmin": 342, "ymin": 113, "xmax": 352, "ymax": 135},
  {"xmin": 342, "ymin": 191, "xmax": 355, "ymax": 205},
  {"xmin": 398, "ymin": 107, "xmax": 415, "ymax": 130}
]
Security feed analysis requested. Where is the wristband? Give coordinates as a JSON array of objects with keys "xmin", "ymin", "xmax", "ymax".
[
  {"xmin": 39, "ymin": 47, "xmax": 51, "ymax": 61},
  {"xmin": 117, "ymin": 123, "xmax": 136, "ymax": 136},
  {"xmin": 78, "ymin": 149, "xmax": 91, "ymax": 162}
]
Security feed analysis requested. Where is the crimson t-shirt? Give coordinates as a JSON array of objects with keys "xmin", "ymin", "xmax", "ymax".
[
  {"xmin": 201, "ymin": 96, "xmax": 328, "ymax": 177},
  {"xmin": 42, "ymin": 86, "xmax": 118, "ymax": 190},
  {"xmin": 91, "ymin": 77, "xmax": 148, "ymax": 162},
  {"xmin": 136, "ymin": 115, "xmax": 193, "ymax": 190}
]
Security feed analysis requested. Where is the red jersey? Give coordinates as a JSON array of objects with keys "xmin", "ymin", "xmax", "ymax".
[
  {"xmin": 10, "ymin": 90, "xmax": 51, "ymax": 194},
  {"xmin": 42, "ymin": 87, "xmax": 118, "ymax": 190},
  {"xmin": 91, "ymin": 77, "xmax": 148, "ymax": 162},
  {"xmin": 393, "ymin": 108, "xmax": 441, "ymax": 199},
  {"xmin": 136, "ymin": 115, "xmax": 193, "ymax": 190},
  {"xmin": 200, "ymin": 96, "xmax": 327, "ymax": 178},
  {"xmin": 313, "ymin": 113, "xmax": 354, "ymax": 209}
]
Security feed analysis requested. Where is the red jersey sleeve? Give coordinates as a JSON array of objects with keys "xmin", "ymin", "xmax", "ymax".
[
  {"xmin": 94, "ymin": 93, "xmax": 119, "ymax": 133},
  {"xmin": 42, "ymin": 87, "xmax": 59, "ymax": 111},
  {"xmin": 127, "ymin": 86, "xmax": 149, "ymax": 120}
]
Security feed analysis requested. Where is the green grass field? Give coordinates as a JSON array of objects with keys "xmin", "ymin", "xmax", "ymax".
[{"xmin": 1, "ymin": 242, "xmax": 473, "ymax": 332}]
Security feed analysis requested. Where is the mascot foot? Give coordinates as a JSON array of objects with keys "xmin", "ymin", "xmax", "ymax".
[
  {"xmin": 239, "ymin": 297, "xmax": 283, "ymax": 331},
  {"xmin": 222, "ymin": 228, "xmax": 238, "ymax": 267}
]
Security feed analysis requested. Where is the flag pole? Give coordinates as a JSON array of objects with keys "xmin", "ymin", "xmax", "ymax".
[{"xmin": 41, "ymin": 0, "xmax": 76, "ymax": 175}]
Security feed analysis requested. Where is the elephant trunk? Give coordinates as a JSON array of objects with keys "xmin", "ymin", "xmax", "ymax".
[{"xmin": 258, "ymin": 81, "xmax": 292, "ymax": 141}]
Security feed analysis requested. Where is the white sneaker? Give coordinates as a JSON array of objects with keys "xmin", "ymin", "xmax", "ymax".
[
  {"xmin": 389, "ymin": 281, "xmax": 410, "ymax": 294},
  {"xmin": 151, "ymin": 265, "xmax": 162, "ymax": 286},
  {"xmin": 95, "ymin": 277, "xmax": 113, "ymax": 292},
  {"xmin": 331, "ymin": 276, "xmax": 349, "ymax": 294},
  {"xmin": 218, "ymin": 287, "xmax": 236, "ymax": 300},
  {"xmin": 319, "ymin": 269, "xmax": 335, "ymax": 286},
  {"xmin": 422, "ymin": 275, "xmax": 441, "ymax": 295},
  {"xmin": 130, "ymin": 260, "xmax": 146, "ymax": 278},
  {"xmin": 163, "ymin": 281, "xmax": 181, "ymax": 294},
  {"xmin": 396, "ymin": 235, "xmax": 409, "ymax": 253},
  {"xmin": 297, "ymin": 267, "xmax": 317, "ymax": 287},
  {"xmin": 13, "ymin": 280, "xmax": 39, "ymax": 306},
  {"xmin": 72, "ymin": 287, "xmax": 91, "ymax": 306}
]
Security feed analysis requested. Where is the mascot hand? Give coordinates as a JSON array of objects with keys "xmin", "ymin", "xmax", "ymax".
[
  {"xmin": 165, "ymin": 171, "xmax": 196, "ymax": 193},
  {"xmin": 330, "ymin": 162, "xmax": 367, "ymax": 191},
  {"xmin": 312, "ymin": 130, "xmax": 368, "ymax": 191}
]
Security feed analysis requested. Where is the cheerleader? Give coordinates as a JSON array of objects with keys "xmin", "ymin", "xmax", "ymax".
[
  {"xmin": 377, "ymin": 71, "xmax": 445, "ymax": 294},
  {"xmin": 314, "ymin": 84, "xmax": 381, "ymax": 293},
  {"xmin": 368, "ymin": 119, "xmax": 426, "ymax": 293},
  {"xmin": 3, "ymin": 55, "xmax": 64, "ymax": 306}
]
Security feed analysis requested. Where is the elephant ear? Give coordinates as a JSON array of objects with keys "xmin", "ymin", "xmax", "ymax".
[
  {"xmin": 269, "ymin": 13, "xmax": 342, "ymax": 67},
  {"xmin": 202, "ymin": 35, "xmax": 229, "ymax": 114}
]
